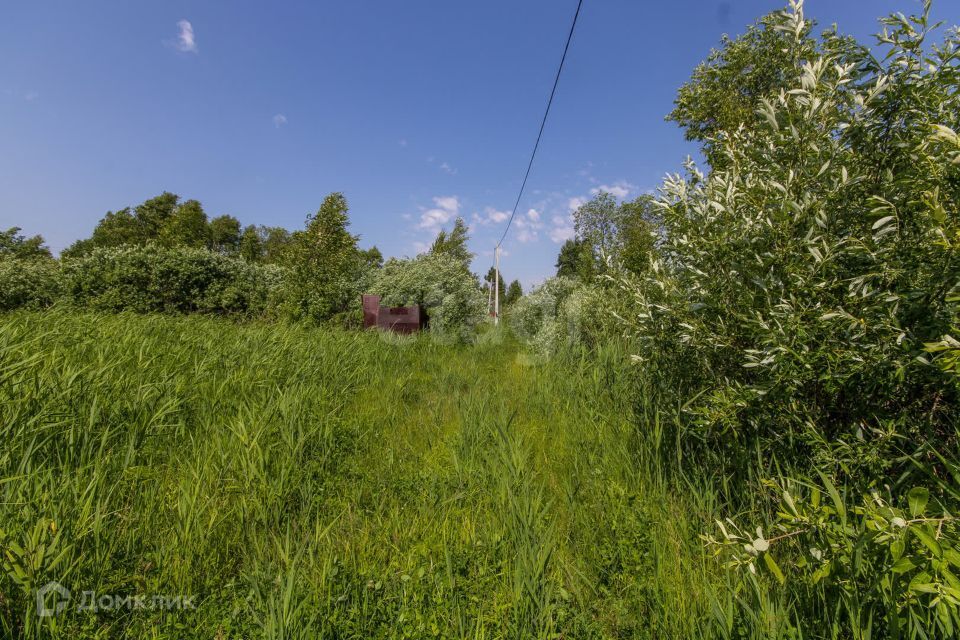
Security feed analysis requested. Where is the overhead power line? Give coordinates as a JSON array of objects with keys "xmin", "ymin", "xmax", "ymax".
[
  {"xmin": 490, "ymin": 0, "xmax": 583, "ymax": 324},
  {"xmin": 496, "ymin": 0, "xmax": 584, "ymax": 249}
]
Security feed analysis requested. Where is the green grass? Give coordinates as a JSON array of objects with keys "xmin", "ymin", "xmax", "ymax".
[{"xmin": 0, "ymin": 311, "xmax": 720, "ymax": 639}]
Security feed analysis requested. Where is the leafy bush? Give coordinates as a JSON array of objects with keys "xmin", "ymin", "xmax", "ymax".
[
  {"xmin": 371, "ymin": 252, "xmax": 486, "ymax": 340},
  {"xmin": 707, "ymin": 477, "xmax": 960, "ymax": 638},
  {"xmin": 599, "ymin": 2, "xmax": 960, "ymax": 635},
  {"xmin": 0, "ymin": 227, "xmax": 52, "ymax": 261},
  {"xmin": 279, "ymin": 193, "xmax": 369, "ymax": 324},
  {"xmin": 60, "ymin": 245, "xmax": 284, "ymax": 316},
  {"xmin": 509, "ymin": 277, "xmax": 615, "ymax": 356},
  {"xmin": 616, "ymin": 0, "xmax": 960, "ymax": 480},
  {"xmin": 0, "ymin": 259, "xmax": 62, "ymax": 311},
  {"xmin": 509, "ymin": 277, "xmax": 577, "ymax": 355}
]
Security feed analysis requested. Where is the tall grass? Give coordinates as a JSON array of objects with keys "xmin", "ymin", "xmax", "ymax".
[{"xmin": 0, "ymin": 311, "xmax": 719, "ymax": 639}]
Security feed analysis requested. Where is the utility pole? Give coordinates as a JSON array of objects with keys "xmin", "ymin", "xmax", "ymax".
[
  {"xmin": 487, "ymin": 274, "xmax": 493, "ymax": 316},
  {"xmin": 494, "ymin": 245, "xmax": 500, "ymax": 325}
]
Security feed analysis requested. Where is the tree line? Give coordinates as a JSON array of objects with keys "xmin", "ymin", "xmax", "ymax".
[{"xmin": 1, "ymin": 193, "xmax": 525, "ymax": 337}]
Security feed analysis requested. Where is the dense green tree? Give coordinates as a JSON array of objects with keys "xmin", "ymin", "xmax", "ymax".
[
  {"xmin": 429, "ymin": 217, "xmax": 472, "ymax": 268},
  {"xmin": 261, "ymin": 226, "xmax": 293, "ymax": 264},
  {"xmin": 236, "ymin": 225, "xmax": 295, "ymax": 264},
  {"xmin": 617, "ymin": 195, "xmax": 659, "ymax": 275},
  {"xmin": 65, "ymin": 192, "xmax": 299, "ymax": 262},
  {"xmin": 430, "ymin": 231, "xmax": 447, "ymax": 253},
  {"xmin": 90, "ymin": 208, "xmax": 145, "ymax": 248},
  {"xmin": 566, "ymin": 192, "xmax": 661, "ymax": 277},
  {"xmin": 134, "ymin": 192, "xmax": 180, "ymax": 238},
  {"xmin": 504, "ymin": 279, "xmax": 523, "ymax": 305},
  {"xmin": 76, "ymin": 192, "xmax": 181, "ymax": 254},
  {"xmin": 668, "ymin": 6, "xmax": 870, "ymax": 170},
  {"xmin": 239, "ymin": 225, "xmax": 264, "ymax": 262},
  {"xmin": 0, "ymin": 227, "xmax": 52, "ymax": 261},
  {"xmin": 209, "ymin": 215, "xmax": 242, "ymax": 253},
  {"xmin": 573, "ymin": 192, "xmax": 620, "ymax": 264},
  {"xmin": 555, "ymin": 239, "xmax": 577, "ymax": 278},
  {"xmin": 361, "ymin": 246, "xmax": 384, "ymax": 270},
  {"xmin": 668, "ymin": 9, "xmax": 815, "ymax": 167},
  {"xmin": 160, "ymin": 199, "xmax": 209, "ymax": 248},
  {"xmin": 555, "ymin": 238, "xmax": 593, "ymax": 281},
  {"xmin": 61, "ymin": 238, "xmax": 95, "ymax": 258},
  {"xmin": 282, "ymin": 193, "xmax": 362, "ymax": 322},
  {"xmin": 509, "ymin": 276, "xmax": 582, "ymax": 354},
  {"xmin": 0, "ymin": 258, "xmax": 61, "ymax": 309}
]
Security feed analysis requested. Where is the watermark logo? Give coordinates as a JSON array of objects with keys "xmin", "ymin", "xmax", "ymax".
[
  {"xmin": 36, "ymin": 582, "xmax": 71, "ymax": 618},
  {"xmin": 35, "ymin": 581, "xmax": 195, "ymax": 617}
]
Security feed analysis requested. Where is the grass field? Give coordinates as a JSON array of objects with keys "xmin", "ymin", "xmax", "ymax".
[{"xmin": 0, "ymin": 311, "xmax": 722, "ymax": 639}]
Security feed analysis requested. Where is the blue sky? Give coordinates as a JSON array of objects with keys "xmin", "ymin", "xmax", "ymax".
[{"xmin": 1, "ymin": 0, "xmax": 952, "ymax": 288}]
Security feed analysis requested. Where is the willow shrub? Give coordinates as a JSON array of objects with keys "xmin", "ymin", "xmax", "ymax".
[
  {"xmin": 509, "ymin": 277, "xmax": 578, "ymax": 355},
  {"xmin": 0, "ymin": 258, "xmax": 62, "ymax": 311},
  {"xmin": 618, "ymin": 0, "xmax": 959, "ymax": 480},
  {"xmin": 371, "ymin": 252, "xmax": 487, "ymax": 341},
  {"xmin": 612, "ymin": 1, "xmax": 960, "ymax": 635},
  {"xmin": 60, "ymin": 244, "xmax": 285, "ymax": 316}
]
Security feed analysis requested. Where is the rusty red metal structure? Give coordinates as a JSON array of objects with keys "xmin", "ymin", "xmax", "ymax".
[
  {"xmin": 361, "ymin": 295, "xmax": 427, "ymax": 334},
  {"xmin": 362, "ymin": 295, "xmax": 380, "ymax": 329}
]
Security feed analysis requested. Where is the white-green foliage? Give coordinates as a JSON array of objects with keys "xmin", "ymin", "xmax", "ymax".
[
  {"xmin": 706, "ymin": 477, "xmax": 960, "ymax": 638},
  {"xmin": 510, "ymin": 277, "xmax": 606, "ymax": 356},
  {"xmin": 371, "ymin": 252, "xmax": 486, "ymax": 339},
  {"xmin": 0, "ymin": 258, "xmax": 61, "ymax": 311},
  {"xmin": 510, "ymin": 277, "xmax": 571, "ymax": 354},
  {"xmin": 609, "ymin": 2, "xmax": 960, "ymax": 635},
  {"xmin": 616, "ymin": 0, "xmax": 959, "ymax": 470},
  {"xmin": 60, "ymin": 244, "xmax": 284, "ymax": 315}
]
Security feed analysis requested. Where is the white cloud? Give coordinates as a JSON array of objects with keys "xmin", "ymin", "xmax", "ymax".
[
  {"xmin": 516, "ymin": 228, "xmax": 537, "ymax": 243},
  {"xmin": 174, "ymin": 20, "xmax": 197, "ymax": 53},
  {"xmin": 549, "ymin": 214, "xmax": 575, "ymax": 243},
  {"xmin": 511, "ymin": 208, "xmax": 545, "ymax": 244},
  {"xmin": 472, "ymin": 207, "xmax": 510, "ymax": 226},
  {"xmin": 472, "ymin": 206, "xmax": 548, "ymax": 244},
  {"xmin": 486, "ymin": 208, "xmax": 509, "ymax": 224},
  {"xmin": 568, "ymin": 197, "xmax": 586, "ymax": 213},
  {"xmin": 272, "ymin": 114, "xmax": 287, "ymax": 128},
  {"xmin": 418, "ymin": 195, "xmax": 460, "ymax": 230},
  {"xmin": 434, "ymin": 196, "xmax": 459, "ymax": 212},
  {"xmin": 590, "ymin": 181, "xmax": 637, "ymax": 199},
  {"xmin": 420, "ymin": 209, "xmax": 451, "ymax": 229},
  {"xmin": 439, "ymin": 161, "xmax": 457, "ymax": 175}
]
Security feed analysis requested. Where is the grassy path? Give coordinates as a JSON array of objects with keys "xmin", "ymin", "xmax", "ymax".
[{"xmin": 0, "ymin": 312, "xmax": 715, "ymax": 639}]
